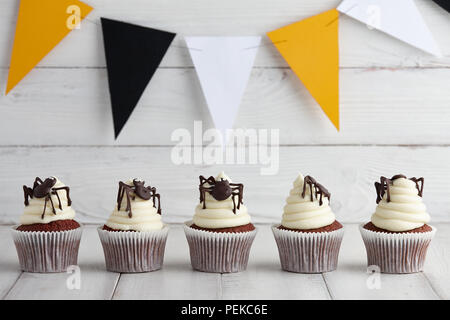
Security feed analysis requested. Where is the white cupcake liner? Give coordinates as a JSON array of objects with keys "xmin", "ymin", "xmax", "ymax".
[
  {"xmin": 97, "ymin": 226, "xmax": 169, "ymax": 273},
  {"xmin": 11, "ymin": 225, "xmax": 83, "ymax": 273},
  {"xmin": 359, "ymin": 224, "xmax": 436, "ymax": 274},
  {"xmin": 272, "ymin": 224, "xmax": 345, "ymax": 273},
  {"xmin": 183, "ymin": 222, "xmax": 257, "ymax": 273}
]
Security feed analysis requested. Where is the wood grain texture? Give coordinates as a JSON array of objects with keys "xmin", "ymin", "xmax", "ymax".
[
  {"xmin": 0, "ymin": 146, "xmax": 449, "ymax": 224},
  {"xmin": 1, "ymin": 67, "xmax": 450, "ymax": 145},
  {"xmin": 423, "ymin": 224, "xmax": 450, "ymax": 299},
  {"xmin": 113, "ymin": 224, "xmax": 221, "ymax": 300},
  {"xmin": 4, "ymin": 225, "xmax": 119, "ymax": 300},
  {"xmin": 0, "ymin": 0, "xmax": 449, "ymax": 69},
  {"xmin": 0, "ymin": 226, "xmax": 21, "ymax": 299}
]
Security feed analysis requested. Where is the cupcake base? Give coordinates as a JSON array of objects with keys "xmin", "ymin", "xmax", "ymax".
[
  {"xmin": 97, "ymin": 226, "xmax": 169, "ymax": 273},
  {"xmin": 360, "ymin": 224, "xmax": 436, "ymax": 274},
  {"xmin": 272, "ymin": 224, "xmax": 344, "ymax": 273},
  {"xmin": 184, "ymin": 222, "xmax": 257, "ymax": 273},
  {"xmin": 11, "ymin": 225, "xmax": 83, "ymax": 273}
]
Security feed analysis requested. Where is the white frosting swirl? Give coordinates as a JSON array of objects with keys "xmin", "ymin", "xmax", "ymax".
[
  {"xmin": 105, "ymin": 179, "xmax": 164, "ymax": 231},
  {"xmin": 20, "ymin": 177, "xmax": 76, "ymax": 225},
  {"xmin": 281, "ymin": 173, "xmax": 336, "ymax": 230},
  {"xmin": 371, "ymin": 177, "xmax": 430, "ymax": 232},
  {"xmin": 193, "ymin": 172, "xmax": 251, "ymax": 229}
]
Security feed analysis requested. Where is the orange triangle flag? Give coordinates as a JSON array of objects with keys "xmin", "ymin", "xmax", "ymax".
[
  {"xmin": 267, "ymin": 9, "xmax": 340, "ymax": 130},
  {"xmin": 6, "ymin": 0, "xmax": 93, "ymax": 94}
]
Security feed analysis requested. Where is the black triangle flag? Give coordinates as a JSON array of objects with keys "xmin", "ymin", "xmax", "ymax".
[
  {"xmin": 433, "ymin": 0, "xmax": 450, "ymax": 13},
  {"xmin": 101, "ymin": 18, "xmax": 176, "ymax": 139}
]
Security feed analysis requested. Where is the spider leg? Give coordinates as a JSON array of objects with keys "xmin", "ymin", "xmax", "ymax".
[
  {"xmin": 53, "ymin": 186, "xmax": 71, "ymax": 206},
  {"xmin": 117, "ymin": 183, "xmax": 124, "ymax": 210},
  {"xmin": 199, "ymin": 186, "xmax": 214, "ymax": 209},
  {"xmin": 124, "ymin": 188, "xmax": 132, "ymax": 218},
  {"xmin": 52, "ymin": 189, "xmax": 63, "ymax": 210},
  {"xmin": 230, "ymin": 184, "xmax": 244, "ymax": 211},
  {"xmin": 42, "ymin": 196, "xmax": 48, "ymax": 219},
  {"xmin": 48, "ymin": 194, "xmax": 56, "ymax": 214},
  {"xmin": 154, "ymin": 193, "xmax": 161, "ymax": 215},
  {"xmin": 23, "ymin": 186, "xmax": 33, "ymax": 206}
]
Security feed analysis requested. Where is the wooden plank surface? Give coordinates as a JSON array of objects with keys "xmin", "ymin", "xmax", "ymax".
[
  {"xmin": 0, "ymin": 0, "xmax": 449, "ymax": 68},
  {"xmin": 0, "ymin": 226, "xmax": 21, "ymax": 299},
  {"xmin": 1, "ymin": 146, "xmax": 450, "ymax": 224},
  {"xmin": 4, "ymin": 225, "xmax": 119, "ymax": 300},
  {"xmin": 423, "ymin": 223, "xmax": 450, "ymax": 300},
  {"xmin": 1, "ymin": 67, "xmax": 450, "ymax": 146},
  {"xmin": 1, "ymin": 223, "xmax": 448, "ymax": 300}
]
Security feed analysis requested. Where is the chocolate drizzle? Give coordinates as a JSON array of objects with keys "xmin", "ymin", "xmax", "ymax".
[
  {"xmin": 301, "ymin": 175, "xmax": 330, "ymax": 206},
  {"xmin": 375, "ymin": 174, "xmax": 424, "ymax": 204},
  {"xmin": 199, "ymin": 175, "xmax": 244, "ymax": 214},
  {"xmin": 116, "ymin": 179, "xmax": 161, "ymax": 218},
  {"xmin": 23, "ymin": 177, "xmax": 72, "ymax": 219}
]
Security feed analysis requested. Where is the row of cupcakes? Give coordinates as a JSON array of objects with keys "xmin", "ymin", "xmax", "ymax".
[{"xmin": 11, "ymin": 172, "xmax": 436, "ymax": 274}]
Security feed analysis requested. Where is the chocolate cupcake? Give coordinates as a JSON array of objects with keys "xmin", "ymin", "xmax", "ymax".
[
  {"xmin": 184, "ymin": 172, "xmax": 257, "ymax": 273},
  {"xmin": 97, "ymin": 179, "xmax": 169, "ymax": 273},
  {"xmin": 272, "ymin": 174, "xmax": 344, "ymax": 273},
  {"xmin": 11, "ymin": 177, "xmax": 82, "ymax": 272},
  {"xmin": 360, "ymin": 175, "xmax": 436, "ymax": 273}
]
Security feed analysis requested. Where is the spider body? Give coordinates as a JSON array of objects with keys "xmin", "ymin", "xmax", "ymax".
[
  {"xmin": 23, "ymin": 177, "xmax": 72, "ymax": 219},
  {"xmin": 199, "ymin": 175, "xmax": 243, "ymax": 214},
  {"xmin": 117, "ymin": 179, "xmax": 161, "ymax": 218}
]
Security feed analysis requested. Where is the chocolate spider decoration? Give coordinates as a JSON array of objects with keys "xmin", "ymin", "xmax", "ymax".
[
  {"xmin": 375, "ymin": 174, "xmax": 424, "ymax": 204},
  {"xmin": 23, "ymin": 177, "xmax": 72, "ymax": 219},
  {"xmin": 117, "ymin": 179, "xmax": 161, "ymax": 218},
  {"xmin": 199, "ymin": 176, "xmax": 243, "ymax": 214},
  {"xmin": 301, "ymin": 175, "xmax": 330, "ymax": 206}
]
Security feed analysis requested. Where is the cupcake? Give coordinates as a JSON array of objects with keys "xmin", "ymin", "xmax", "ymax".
[
  {"xmin": 360, "ymin": 174, "xmax": 436, "ymax": 273},
  {"xmin": 184, "ymin": 172, "xmax": 257, "ymax": 273},
  {"xmin": 11, "ymin": 177, "xmax": 82, "ymax": 272},
  {"xmin": 272, "ymin": 174, "xmax": 344, "ymax": 273},
  {"xmin": 97, "ymin": 179, "xmax": 169, "ymax": 273}
]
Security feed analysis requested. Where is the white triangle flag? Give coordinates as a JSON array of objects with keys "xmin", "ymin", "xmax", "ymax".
[
  {"xmin": 338, "ymin": 0, "xmax": 442, "ymax": 56},
  {"xmin": 185, "ymin": 36, "xmax": 261, "ymax": 143}
]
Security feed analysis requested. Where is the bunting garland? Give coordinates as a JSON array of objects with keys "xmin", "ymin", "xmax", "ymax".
[
  {"xmin": 101, "ymin": 18, "xmax": 176, "ymax": 139},
  {"xmin": 433, "ymin": 0, "xmax": 450, "ymax": 13},
  {"xmin": 185, "ymin": 36, "xmax": 261, "ymax": 143},
  {"xmin": 6, "ymin": 0, "xmax": 93, "ymax": 94},
  {"xmin": 3, "ymin": 1, "xmax": 447, "ymax": 136},
  {"xmin": 337, "ymin": 0, "xmax": 441, "ymax": 57},
  {"xmin": 267, "ymin": 9, "xmax": 340, "ymax": 130}
]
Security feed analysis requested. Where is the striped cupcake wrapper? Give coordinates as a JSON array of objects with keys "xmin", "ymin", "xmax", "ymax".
[
  {"xmin": 97, "ymin": 226, "xmax": 169, "ymax": 273},
  {"xmin": 359, "ymin": 224, "xmax": 436, "ymax": 274},
  {"xmin": 272, "ymin": 225, "xmax": 345, "ymax": 273},
  {"xmin": 183, "ymin": 222, "xmax": 257, "ymax": 273},
  {"xmin": 11, "ymin": 226, "xmax": 83, "ymax": 273}
]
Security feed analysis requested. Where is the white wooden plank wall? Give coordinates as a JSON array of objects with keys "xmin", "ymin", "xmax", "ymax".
[{"xmin": 0, "ymin": 0, "xmax": 449, "ymax": 226}]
